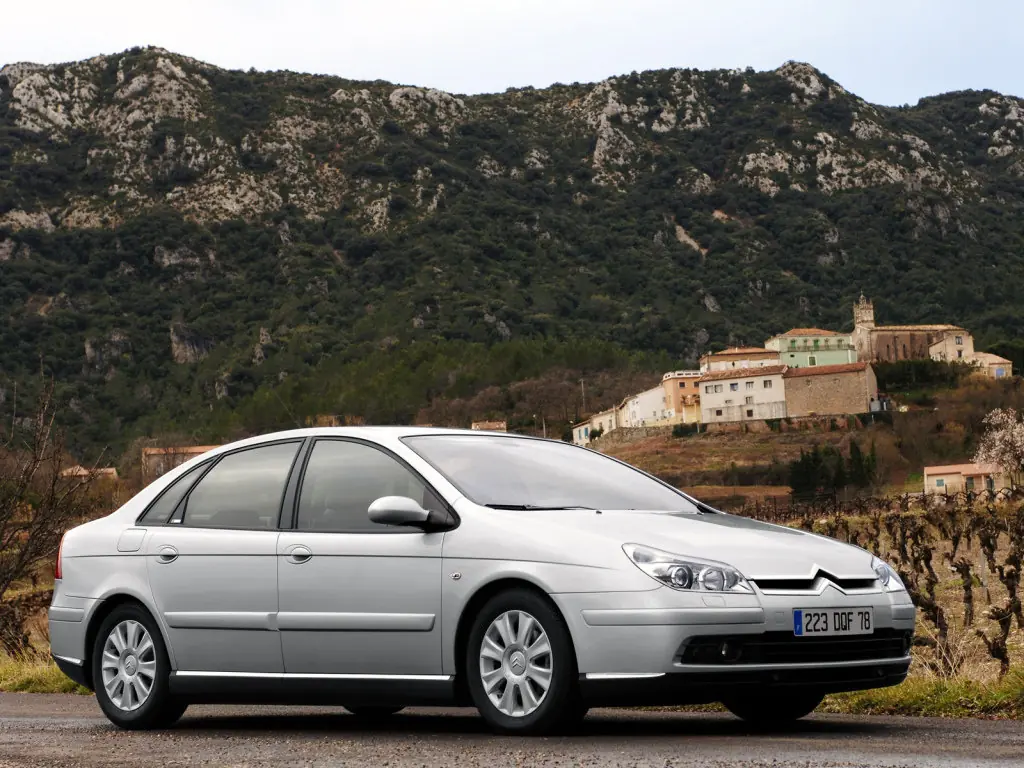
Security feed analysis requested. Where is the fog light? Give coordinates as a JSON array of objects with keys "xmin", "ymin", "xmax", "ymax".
[
  {"xmin": 700, "ymin": 567, "xmax": 726, "ymax": 591},
  {"xmin": 719, "ymin": 640, "xmax": 741, "ymax": 663},
  {"xmin": 669, "ymin": 565, "xmax": 693, "ymax": 589}
]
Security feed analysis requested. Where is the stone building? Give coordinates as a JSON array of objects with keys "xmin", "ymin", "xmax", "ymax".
[
  {"xmin": 783, "ymin": 362, "xmax": 877, "ymax": 418},
  {"xmin": 851, "ymin": 295, "xmax": 971, "ymax": 363}
]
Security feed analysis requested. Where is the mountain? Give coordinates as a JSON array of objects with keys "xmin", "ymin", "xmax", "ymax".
[{"xmin": 2, "ymin": 48, "xmax": 1024, "ymax": 453}]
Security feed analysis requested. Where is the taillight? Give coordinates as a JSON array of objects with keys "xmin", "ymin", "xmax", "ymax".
[{"xmin": 55, "ymin": 535, "xmax": 65, "ymax": 580}]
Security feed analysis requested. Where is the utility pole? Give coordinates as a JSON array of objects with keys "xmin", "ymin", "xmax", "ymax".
[
  {"xmin": 533, "ymin": 413, "xmax": 547, "ymax": 438},
  {"xmin": 579, "ymin": 378, "xmax": 586, "ymax": 414}
]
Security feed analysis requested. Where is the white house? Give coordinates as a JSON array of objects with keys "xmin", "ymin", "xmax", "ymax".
[
  {"xmin": 699, "ymin": 365, "xmax": 788, "ymax": 424},
  {"xmin": 624, "ymin": 385, "xmax": 672, "ymax": 427},
  {"xmin": 571, "ymin": 407, "xmax": 619, "ymax": 446}
]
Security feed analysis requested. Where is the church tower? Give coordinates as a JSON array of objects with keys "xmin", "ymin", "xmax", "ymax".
[{"xmin": 853, "ymin": 294, "xmax": 875, "ymax": 329}]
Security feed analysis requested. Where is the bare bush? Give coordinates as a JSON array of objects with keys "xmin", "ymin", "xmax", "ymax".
[{"xmin": 0, "ymin": 382, "xmax": 98, "ymax": 656}]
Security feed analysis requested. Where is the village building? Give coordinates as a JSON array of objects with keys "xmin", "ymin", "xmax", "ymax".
[
  {"xmin": 969, "ymin": 352, "xmax": 1014, "ymax": 379},
  {"xmin": 783, "ymin": 362, "xmax": 877, "ymax": 418},
  {"xmin": 470, "ymin": 420, "xmax": 507, "ymax": 431},
  {"xmin": 699, "ymin": 365, "xmax": 787, "ymax": 424},
  {"xmin": 623, "ymin": 385, "xmax": 672, "ymax": 427},
  {"xmin": 571, "ymin": 407, "xmax": 619, "ymax": 446},
  {"xmin": 141, "ymin": 445, "xmax": 220, "ymax": 481},
  {"xmin": 699, "ymin": 347, "xmax": 781, "ymax": 373},
  {"xmin": 923, "ymin": 463, "xmax": 1008, "ymax": 495},
  {"xmin": 852, "ymin": 295, "xmax": 971, "ymax": 363},
  {"xmin": 765, "ymin": 328, "xmax": 857, "ymax": 368},
  {"xmin": 661, "ymin": 370, "xmax": 702, "ymax": 424},
  {"xmin": 60, "ymin": 465, "xmax": 119, "ymax": 480}
]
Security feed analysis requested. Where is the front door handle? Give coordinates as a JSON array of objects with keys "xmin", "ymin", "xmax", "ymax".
[
  {"xmin": 286, "ymin": 545, "xmax": 312, "ymax": 564},
  {"xmin": 156, "ymin": 546, "xmax": 178, "ymax": 564}
]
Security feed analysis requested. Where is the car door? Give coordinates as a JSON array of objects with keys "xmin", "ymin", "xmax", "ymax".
[
  {"xmin": 277, "ymin": 438, "xmax": 446, "ymax": 675},
  {"xmin": 145, "ymin": 439, "xmax": 303, "ymax": 673}
]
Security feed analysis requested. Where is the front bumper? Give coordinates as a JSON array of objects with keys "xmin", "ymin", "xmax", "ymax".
[
  {"xmin": 552, "ymin": 583, "xmax": 915, "ymax": 704},
  {"xmin": 579, "ymin": 657, "xmax": 911, "ymax": 706}
]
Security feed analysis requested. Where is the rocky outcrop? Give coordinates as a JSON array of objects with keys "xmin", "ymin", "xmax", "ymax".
[{"xmin": 169, "ymin": 322, "xmax": 212, "ymax": 364}]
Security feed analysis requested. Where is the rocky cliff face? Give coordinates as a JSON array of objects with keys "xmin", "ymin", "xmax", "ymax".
[
  {"xmin": 3, "ymin": 49, "xmax": 1021, "ymax": 232},
  {"xmin": 2, "ymin": 48, "xmax": 1023, "ymax": 450}
]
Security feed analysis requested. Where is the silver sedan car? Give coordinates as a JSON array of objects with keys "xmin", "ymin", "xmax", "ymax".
[{"xmin": 50, "ymin": 428, "xmax": 915, "ymax": 734}]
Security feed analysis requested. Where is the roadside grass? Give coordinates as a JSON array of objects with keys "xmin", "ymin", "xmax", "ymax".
[
  {"xmin": 0, "ymin": 653, "xmax": 90, "ymax": 694},
  {"xmin": 822, "ymin": 670, "xmax": 1024, "ymax": 719}
]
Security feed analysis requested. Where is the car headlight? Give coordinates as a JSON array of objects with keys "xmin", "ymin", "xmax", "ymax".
[
  {"xmin": 871, "ymin": 555, "xmax": 906, "ymax": 592},
  {"xmin": 623, "ymin": 543, "xmax": 752, "ymax": 593}
]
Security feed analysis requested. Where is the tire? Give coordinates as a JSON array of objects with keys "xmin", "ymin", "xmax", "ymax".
[
  {"xmin": 465, "ymin": 588, "xmax": 578, "ymax": 735},
  {"xmin": 344, "ymin": 706, "xmax": 404, "ymax": 718},
  {"xmin": 724, "ymin": 692, "xmax": 823, "ymax": 724},
  {"xmin": 91, "ymin": 603, "xmax": 187, "ymax": 730}
]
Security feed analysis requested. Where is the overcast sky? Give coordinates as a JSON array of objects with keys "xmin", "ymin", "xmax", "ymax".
[{"xmin": 4, "ymin": 1, "xmax": 1021, "ymax": 105}]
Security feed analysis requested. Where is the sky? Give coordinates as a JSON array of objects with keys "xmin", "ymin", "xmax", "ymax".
[{"xmin": 3, "ymin": 1, "xmax": 1022, "ymax": 106}]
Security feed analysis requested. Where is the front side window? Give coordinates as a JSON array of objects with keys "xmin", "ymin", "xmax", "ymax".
[
  {"xmin": 403, "ymin": 435, "xmax": 698, "ymax": 513},
  {"xmin": 746, "ymin": 381, "xmax": 754, "ymax": 390},
  {"xmin": 714, "ymin": 384, "xmax": 723, "ymax": 393},
  {"xmin": 730, "ymin": 383, "xmax": 739, "ymax": 391},
  {"xmin": 297, "ymin": 440, "xmax": 444, "ymax": 532},
  {"xmin": 956, "ymin": 336, "xmax": 963, "ymax": 345},
  {"xmin": 935, "ymin": 478, "xmax": 945, "ymax": 488},
  {"xmin": 763, "ymin": 380, "xmax": 773, "ymax": 389},
  {"xmin": 182, "ymin": 442, "xmax": 300, "ymax": 529}
]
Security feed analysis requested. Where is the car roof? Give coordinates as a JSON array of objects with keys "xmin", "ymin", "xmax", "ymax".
[{"xmin": 207, "ymin": 426, "xmax": 527, "ymax": 452}]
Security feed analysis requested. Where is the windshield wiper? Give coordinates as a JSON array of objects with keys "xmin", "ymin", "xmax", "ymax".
[{"xmin": 484, "ymin": 504, "xmax": 598, "ymax": 511}]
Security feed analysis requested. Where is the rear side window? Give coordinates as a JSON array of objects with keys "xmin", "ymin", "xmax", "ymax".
[
  {"xmin": 138, "ymin": 462, "xmax": 209, "ymax": 525},
  {"xmin": 296, "ymin": 440, "xmax": 445, "ymax": 533},
  {"xmin": 182, "ymin": 442, "xmax": 301, "ymax": 530}
]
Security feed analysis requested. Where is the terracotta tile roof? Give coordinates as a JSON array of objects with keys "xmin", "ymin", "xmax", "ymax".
[
  {"xmin": 872, "ymin": 324, "xmax": 965, "ymax": 333},
  {"xmin": 702, "ymin": 346, "xmax": 775, "ymax": 357},
  {"xmin": 699, "ymin": 365, "xmax": 787, "ymax": 382},
  {"xmin": 924, "ymin": 463, "xmax": 1001, "ymax": 476},
  {"xmin": 142, "ymin": 445, "xmax": 220, "ymax": 456},
  {"xmin": 778, "ymin": 328, "xmax": 846, "ymax": 337},
  {"xmin": 783, "ymin": 362, "xmax": 869, "ymax": 378},
  {"xmin": 971, "ymin": 352, "xmax": 1012, "ymax": 365}
]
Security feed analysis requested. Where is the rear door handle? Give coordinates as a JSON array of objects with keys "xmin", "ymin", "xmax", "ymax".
[
  {"xmin": 286, "ymin": 545, "xmax": 312, "ymax": 564},
  {"xmin": 156, "ymin": 546, "xmax": 178, "ymax": 564}
]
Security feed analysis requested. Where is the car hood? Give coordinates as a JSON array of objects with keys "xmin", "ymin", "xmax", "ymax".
[{"xmin": 520, "ymin": 509, "xmax": 874, "ymax": 580}]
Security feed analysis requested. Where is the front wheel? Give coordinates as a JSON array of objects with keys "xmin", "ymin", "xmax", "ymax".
[
  {"xmin": 724, "ymin": 693, "xmax": 823, "ymax": 724},
  {"xmin": 466, "ymin": 589, "xmax": 578, "ymax": 735},
  {"xmin": 91, "ymin": 604, "xmax": 187, "ymax": 730}
]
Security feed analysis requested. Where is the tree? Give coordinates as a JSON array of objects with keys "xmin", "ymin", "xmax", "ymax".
[{"xmin": 973, "ymin": 408, "xmax": 1024, "ymax": 488}]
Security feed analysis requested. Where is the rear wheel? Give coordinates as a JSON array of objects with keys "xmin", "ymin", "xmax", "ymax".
[
  {"xmin": 466, "ymin": 588, "xmax": 578, "ymax": 735},
  {"xmin": 344, "ymin": 706, "xmax": 404, "ymax": 719},
  {"xmin": 91, "ymin": 604, "xmax": 186, "ymax": 730},
  {"xmin": 724, "ymin": 693, "xmax": 823, "ymax": 724}
]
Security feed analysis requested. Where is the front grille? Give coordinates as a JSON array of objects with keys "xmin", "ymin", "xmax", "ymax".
[
  {"xmin": 678, "ymin": 629, "xmax": 912, "ymax": 666},
  {"xmin": 751, "ymin": 572, "xmax": 879, "ymax": 592}
]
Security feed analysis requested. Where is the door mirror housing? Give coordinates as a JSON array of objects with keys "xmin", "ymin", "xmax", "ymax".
[{"xmin": 368, "ymin": 496, "xmax": 451, "ymax": 530}]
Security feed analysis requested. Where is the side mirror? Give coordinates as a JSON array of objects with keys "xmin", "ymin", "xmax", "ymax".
[{"xmin": 367, "ymin": 496, "xmax": 431, "ymax": 527}]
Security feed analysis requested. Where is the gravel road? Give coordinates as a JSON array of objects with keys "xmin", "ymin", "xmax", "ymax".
[{"xmin": 0, "ymin": 694, "xmax": 1021, "ymax": 767}]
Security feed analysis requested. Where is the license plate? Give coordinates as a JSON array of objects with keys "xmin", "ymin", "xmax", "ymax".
[{"xmin": 793, "ymin": 608, "xmax": 873, "ymax": 636}]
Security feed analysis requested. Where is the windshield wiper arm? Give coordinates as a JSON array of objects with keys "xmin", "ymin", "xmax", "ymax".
[{"xmin": 484, "ymin": 504, "xmax": 598, "ymax": 511}]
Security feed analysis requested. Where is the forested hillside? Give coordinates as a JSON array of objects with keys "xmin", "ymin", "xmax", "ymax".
[{"xmin": 2, "ymin": 48, "xmax": 1024, "ymax": 454}]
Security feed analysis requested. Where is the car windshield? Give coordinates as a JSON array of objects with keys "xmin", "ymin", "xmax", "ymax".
[{"xmin": 402, "ymin": 434, "xmax": 700, "ymax": 513}]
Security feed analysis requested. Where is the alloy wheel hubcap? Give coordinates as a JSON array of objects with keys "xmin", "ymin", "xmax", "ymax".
[
  {"xmin": 101, "ymin": 620, "xmax": 156, "ymax": 712},
  {"xmin": 479, "ymin": 610, "xmax": 553, "ymax": 717}
]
